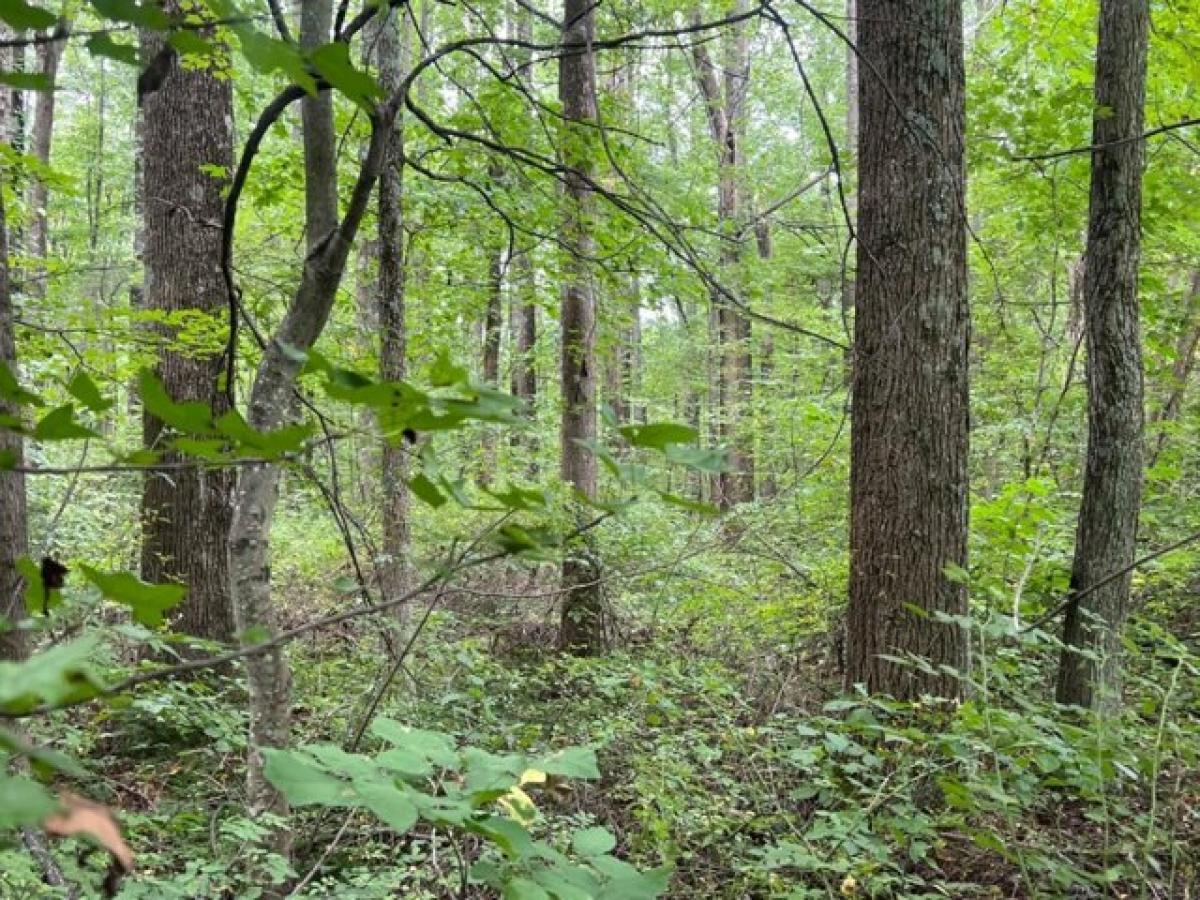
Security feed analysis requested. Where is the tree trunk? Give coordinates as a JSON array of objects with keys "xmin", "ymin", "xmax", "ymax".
[
  {"xmin": 1147, "ymin": 271, "xmax": 1199, "ymax": 469},
  {"xmin": 26, "ymin": 27, "xmax": 64, "ymax": 294},
  {"xmin": 230, "ymin": 0, "xmax": 394, "ymax": 852},
  {"xmin": 691, "ymin": 9, "xmax": 753, "ymax": 509},
  {"xmin": 508, "ymin": 3, "xmax": 537, "ymax": 422},
  {"xmin": 1056, "ymin": 0, "xmax": 1149, "ymax": 710},
  {"xmin": 482, "ymin": 176, "xmax": 504, "ymax": 481},
  {"xmin": 375, "ymin": 5, "xmax": 412, "ymax": 632},
  {"xmin": 0, "ymin": 178, "xmax": 29, "ymax": 663},
  {"xmin": 138, "ymin": 13, "xmax": 236, "ymax": 643},
  {"xmin": 845, "ymin": 0, "xmax": 970, "ymax": 700},
  {"xmin": 558, "ymin": 0, "xmax": 604, "ymax": 655}
]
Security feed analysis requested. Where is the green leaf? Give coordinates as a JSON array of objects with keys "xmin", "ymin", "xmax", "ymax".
[
  {"xmin": 537, "ymin": 746, "xmax": 600, "ymax": 779},
  {"xmin": 85, "ymin": 32, "xmax": 140, "ymax": 66},
  {"xmin": 504, "ymin": 878, "xmax": 551, "ymax": 900},
  {"xmin": 0, "ymin": 362, "xmax": 41, "ymax": 406},
  {"xmin": 79, "ymin": 566, "xmax": 186, "ymax": 627},
  {"xmin": 572, "ymin": 826, "xmax": 616, "ymax": 857},
  {"xmin": 0, "ymin": 635, "xmax": 103, "ymax": 714},
  {"xmin": 655, "ymin": 491, "xmax": 719, "ymax": 516},
  {"xmin": 262, "ymin": 749, "xmax": 355, "ymax": 807},
  {"xmin": 139, "ymin": 370, "xmax": 214, "ymax": 434},
  {"xmin": 89, "ymin": 0, "xmax": 168, "ymax": 28},
  {"xmin": 371, "ymin": 719, "xmax": 458, "ymax": 768},
  {"xmin": 167, "ymin": 30, "xmax": 217, "ymax": 57},
  {"xmin": 310, "ymin": 41, "xmax": 382, "ymax": 110},
  {"xmin": 0, "ymin": 0, "xmax": 56, "ymax": 31},
  {"xmin": 407, "ymin": 473, "xmax": 446, "ymax": 508},
  {"xmin": 353, "ymin": 779, "xmax": 418, "ymax": 833},
  {"xmin": 234, "ymin": 25, "xmax": 316, "ymax": 93},
  {"xmin": 618, "ymin": 422, "xmax": 697, "ymax": 450},
  {"xmin": 0, "ymin": 774, "xmax": 56, "ymax": 827},
  {"xmin": 66, "ymin": 371, "xmax": 114, "ymax": 413},
  {"xmin": 215, "ymin": 410, "xmax": 311, "ymax": 457},
  {"xmin": 0, "ymin": 71, "xmax": 53, "ymax": 91},
  {"xmin": 664, "ymin": 445, "xmax": 728, "ymax": 473},
  {"xmin": 33, "ymin": 405, "xmax": 98, "ymax": 441}
]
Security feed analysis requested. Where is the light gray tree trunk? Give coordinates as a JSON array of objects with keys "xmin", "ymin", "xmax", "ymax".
[
  {"xmin": 845, "ymin": 0, "xmax": 971, "ymax": 700},
  {"xmin": 26, "ymin": 27, "xmax": 64, "ymax": 293},
  {"xmin": 374, "ymin": 5, "xmax": 412, "ymax": 632},
  {"xmin": 691, "ymin": 8, "xmax": 753, "ymax": 509},
  {"xmin": 139, "ymin": 12, "xmax": 236, "ymax": 642},
  {"xmin": 1056, "ymin": 0, "xmax": 1150, "ymax": 710},
  {"xmin": 229, "ymin": 0, "xmax": 392, "ymax": 852},
  {"xmin": 558, "ymin": 0, "xmax": 604, "ymax": 654}
]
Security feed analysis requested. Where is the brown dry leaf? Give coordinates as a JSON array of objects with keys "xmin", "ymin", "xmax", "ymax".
[{"xmin": 43, "ymin": 792, "xmax": 134, "ymax": 873}]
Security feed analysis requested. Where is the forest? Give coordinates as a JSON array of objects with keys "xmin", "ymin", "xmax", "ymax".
[{"xmin": 0, "ymin": 0, "xmax": 1197, "ymax": 896}]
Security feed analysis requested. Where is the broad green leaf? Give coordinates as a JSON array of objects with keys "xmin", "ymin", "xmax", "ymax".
[
  {"xmin": 655, "ymin": 491, "xmax": 719, "ymax": 516},
  {"xmin": 538, "ymin": 746, "xmax": 600, "ymax": 779},
  {"xmin": 0, "ymin": 71, "xmax": 53, "ymax": 91},
  {"xmin": 139, "ymin": 370, "xmax": 214, "ymax": 434},
  {"xmin": 235, "ymin": 26, "xmax": 316, "ymax": 93},
  {"xmin": 504, "ymin": 878, "xmax": 551, "ymax": 900},
  {"xmin": 0, "ymin": 774, "xmax": 56, "ymax": 827},
  {"xmin": 85, "ymin": 32, "xmax": 139, "ymax": 66},
  {"xmin": 407, "ymin": 473, "xmax": 446, "ymax": 508},
  {"xmin": 262, "ymin": 749, "xmax": 355, "ymax": 807},
  {"xmin": 618, "ymin": 422, "xmax": 697, "ymax": 450},
  {"xmin": 67, "ymin": 371, "xmax": 114, "ymax": 413},
  {"xmin": 0, "ymin": 362, "xmax": 41, "ymax": 406},
  {"xmin": 89, "ymin": 0, "xmax": 168, "ymax": 28},
  {"xmin": 215, "ymin": 410, "xmax": 311, "ymax": 457},
  {"xmin": 80, "ymin": 566, "xmax": 186, "ymax": 627},
  {"xmin": 0, "ymin": 635, "xmax": 103, "ymax": 713},
  {"xmin": 664, "ymin": 445, "xmax": 728, "ymax": 473},
  {"xmin": 310, "ymin": 42, "xmax": 382, "ymax": 110},
  {"xmin": 33, "ymin": 405, "xmax": 98, "ymax": 441},
  {"xmin": 371, "ymin": 719, "xmax": 458, "ymax": 768},
  {"xmin": 572, "ymin": 826, "xmax": 616, "ymax": 857},
  {"xmin": 353, "ymin": 779, "xmax": 418, "ymax": 833},
  {"xmin": 0, "ymin": 0, "xmax": 56, "ymax": 31}
]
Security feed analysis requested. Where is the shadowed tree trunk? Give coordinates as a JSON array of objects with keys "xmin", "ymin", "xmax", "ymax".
[
  {"xmin": 0, "ymin": 179, "xmax": 29, "ymax": 663},
  {"xmin": 557, "ymin": 0, "xmax": 604, "ymax": 654},
  {"xmin": 1056, "ymin": 0, "xmax": 1150, "ymax": 710},
  {"xmin": 845, "ymin": 0, "xmax": 971, "ymax": 700},
  {"xmin": 482, "ymin": 173, "xmax": 504, "ymax": 481},
  {"xmin": 509, "ymin": 4, "xmax": 537, "ymax": 437},
  {"xmin": 138, "ymin": 11, "xmax": 236, "ymax": 643},
  {"xmin": 691, "ymin": 7, "xmax": 753, "ymax": 509},
  {"xmin": 375, "ymin": 4, "xmax": 412, "ymax": 632},
  {"xmin": 1147, "ymin": 271, "xmax": 1199, "ymax": 469}
]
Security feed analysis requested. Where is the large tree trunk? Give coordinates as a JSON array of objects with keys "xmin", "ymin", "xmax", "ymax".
[
  {"xmin": 481, "ymin": 173, "xmax": 504, "ymax": 481},
  {"xmin": 0, "ymin": 178, "xmax": 29, "ymax": 663},
  {"xmin": 375, "ymin": 5, "xmax": 412, "ymax": 632},
  {"xmin": 557, "ymin": 0, "xmax": 604, "ymax": 654},
  {"xmin": 26, "ymin": 28, "xmax": 64, "ymax": 292},
  {"xmin": 1056, "ymin": 0, "xmax": 1149, "ymax": 710},
  {"xmin": 691, "ymin": 9, "xmax": 753, "ymax": 509},
  {"xmin": 138, "ymin": 13, "xmax": 236, "ymax": 643},
  {"xmin": 845, "ymin": 0, "xmax": 970, "ymax": 700}
]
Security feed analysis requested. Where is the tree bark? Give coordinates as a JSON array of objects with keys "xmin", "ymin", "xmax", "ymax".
[
  {"xmin": 845, "ymin": 0, "xmax": 971, "ymax": 700},
  {"xmin": 374, "ymin": 5, "xmax": 412, "ymax": 633},
  {"xmin": 26, "ymin": 27, "xmax": 65, "ymax": 292},
  {"xmin": 0, "ymin": 177, "xmax": 29, "ymax": 663},
  {"xmin": 1056, "ymin": 0, "xmax": 1150, "ymax": 710},
  {"xmin": 139, "ymin": 11, "xmax": 236, "ymax": 643},
  {"xmin": 691, "ymin": 8, "xmax": 753, "ymax": 509},
  {"xmin": 508, "ymin": 3, "xmax": 537, "ymax": 421},
  {"xmin": 229, "ymin": 0, "xmax": 392, "ymax": 849},
  {"xmin": 558, "ymin": 0, "xmax": 604, "ymax": 654}
]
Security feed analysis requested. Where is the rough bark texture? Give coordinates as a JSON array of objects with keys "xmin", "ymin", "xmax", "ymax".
[
  {"xmin": 26, "ymin": 29, "xmax": 64, "ymax": 287},
  {"xmin": 846, "ymin": 0, "xmax": 971, "ymax": 700},
  {"xmin": 558, "ymin": 0, "xmax": 604, "ymax": 654},
  {"xmin": 1056, "ymin": 0, "xmax": 1149, "ymax": 710},
  {"xmin": 0, "ymin": 183, "xmax": 29, "ymax": 663},
  {"xmin": 139, "ymin": 16, "xmax": 236, "ymax": 642},
  {"xmin": 692, "ymin": 9, "xmax": 753, "ymax": 509},
  {"xmin": 375, "ymin": 6, "xmax": 412, "ymax": 631}
]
